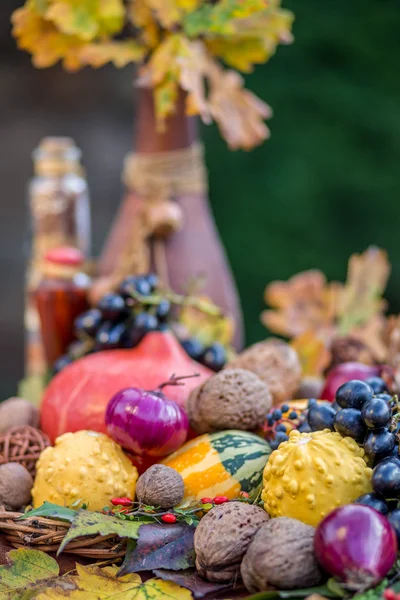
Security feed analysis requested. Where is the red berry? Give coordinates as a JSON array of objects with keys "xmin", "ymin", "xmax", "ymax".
[
  {"xmin": 384, "ymin": 590, "xmax": 396, "ymax": 600},
  {"xmin": 162, "ymin": 513, "xmax": 177, "ymax": 524},
  {"xmin": 240, "ymin": 491, "xmax": 250, "ymax": 498},
  {"xmin": 111, "ymin": 497, "xmax": 133, "ymax": 507},
  {"xmin": 200, "ymin": 497, "xmax": 214, "ymax": 504},
  {"xmin": 213, "ymin": 496, "xmax": 229, "ymax": 505}
]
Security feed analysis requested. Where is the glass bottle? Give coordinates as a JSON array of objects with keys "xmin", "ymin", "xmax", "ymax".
[
  {"xmin": 35, "ymin": 247, "xmax": 90, "ymax": 368},
  {"xmin": 25, "ymin": 137, "xmax": 91, "ymax": 378}
]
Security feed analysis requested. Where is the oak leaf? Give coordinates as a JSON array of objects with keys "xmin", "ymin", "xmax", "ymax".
[
  {"xmin": 337, "ymin": 246, "xmax": 390, "ymax": 335},
  {"xmin": 12, "ymin": 3, "xmax": 84, "ymax": 71},
  {"xmin": 142, "ymin": 0, "xmax": 182, "ymax": 29},
  {"xmin": 206, "ymin": 37, "xmax": 272, "ymax": 73},
  {"xmin": 183, "ymin": 0, "xmax": 269, "ymax": 37},
  {"xmin": 142, "ymin": 0, "xmax": 202, "ymax": 30},
  {"xmin": 262, "ymin": 270, "xmax": 341, "ymax": 338},
  {"xmin": 127, "ymin": 0, "xmax": 160, "ymax": 48},
  {"xmin": 0, "ymin": 548, "xmax": 59, "ymax": 600},
  {"xmin": 35, "ymin": 564, "xmax": 193, "ymax": 599},
  {"xmin": 231, "ymin": 4, "xmax": 294, "ymax": 42},
  {"xmin": 45, "ymin": 0, "xmax": 125, "ymax": 41},
  {"xmin": 79, "ymin": 40, "xmax": 146, "ymax": 68},
  {"xmin": 178, "ymin": 42, "xmax": 211, "ymax": 122},
  {"xmin": 208, "ymin": 63, "xmax": 272, "ymax": 150}
]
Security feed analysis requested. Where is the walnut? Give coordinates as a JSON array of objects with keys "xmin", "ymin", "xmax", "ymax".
[
  {"xmin": 0, "ymin": 462, "xmax": 33, "ymax": 510},
  {"xmin": 241, "ymin": 517, "xmax": 323, "ymax": 592},
  {"xmin": 0, "ymin": 398, "xmax": 39, "ymax": 434},
  {"xmin": 135, "ymin": 464, "xmax": 184, "ymax": 508},
  {"xmin": 187, "ymin": 369, "xmax": 272, "ymax": 434},
  {"xmin": 329, "ymin": 336, "xmax": 375, "ymax": 369},
  {"xmin": 295, "ymin": 376, "xmax": 324, "ymax": 400},
  {"xmin": 227, "ymin": 339, "xmax": 301, "ymax": 406},
  {"xmin": 194, "ymin": 501, "xmax": 269, "ymax": 583}
]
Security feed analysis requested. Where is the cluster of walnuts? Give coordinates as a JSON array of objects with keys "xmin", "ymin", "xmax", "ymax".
[{"xmin": 194, "ymin": 502, "xmax": 322, "ymax": 593}]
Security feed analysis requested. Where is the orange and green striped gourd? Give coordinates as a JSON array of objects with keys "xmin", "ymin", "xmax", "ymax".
[{"xmin": 162, "ymin": 430, "xmax": 271, "ymax": 502}]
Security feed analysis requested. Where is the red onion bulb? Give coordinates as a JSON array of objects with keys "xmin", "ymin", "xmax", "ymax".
[
  {"xmin": 321, "ymin": 362, "xmax": 381, "ymax": 402},
  {"xmin": 314, "ymin": 505, "xmax": 397, "ymax": 588},
  {"xmin": 105, "ymin": 385, "xmax": 189, "ymax": 458}
]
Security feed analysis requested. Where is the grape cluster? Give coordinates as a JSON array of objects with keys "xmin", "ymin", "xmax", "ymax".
[
  {"xmin": 53, "ymin": 273, "xmax": 227, "ymax": 375},
  {"xmin": 304, "ymin": 375, "xmax": 400, "ymax": 543}
]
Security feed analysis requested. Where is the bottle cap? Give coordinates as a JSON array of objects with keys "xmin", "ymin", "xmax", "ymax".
[
  {"xmin": 42, "ymin": 247, "xmax": 85, "ymax": 278},
  {"xmin": 33, "ymin": 137, "xmax": 82, "ymax": 176},
  {"xmin": 45, "ymin": 246, "xmax": 84, "ymax": 266}
]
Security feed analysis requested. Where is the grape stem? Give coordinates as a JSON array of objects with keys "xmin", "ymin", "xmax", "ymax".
[
  {"xmin": 130, "ymin": 289, "xmax": 225, "ymax": 318},
  {"xmin": 157, "ymin": 373, "xmax": 200, "ymax": 391}
]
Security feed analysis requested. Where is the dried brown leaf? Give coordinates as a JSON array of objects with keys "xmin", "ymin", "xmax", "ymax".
[
  {"xmin": 207, "ymin": 63, "xmax": 272, "ymax": 150},
  {"xmin": 337, "ymin": 246, "xmax": 390, "ymax": 335},
  {"xmin": 262, "ymin": 270, "xmax": 341, "ymax": 339}
]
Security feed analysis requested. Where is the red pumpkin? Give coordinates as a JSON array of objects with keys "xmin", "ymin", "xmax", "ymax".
[{"xmin": 40, "ymin": 331, "xmax": 212, "ymax": 443}]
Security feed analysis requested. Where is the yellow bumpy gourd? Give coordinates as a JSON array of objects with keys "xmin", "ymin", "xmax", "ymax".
[
  {"xmin": 262, "ymin": 429, "xmax": 372, "ymax": 526},
  {"xmin": 32, "ymin": 430, "xmax": 138, "ymax": 511}
]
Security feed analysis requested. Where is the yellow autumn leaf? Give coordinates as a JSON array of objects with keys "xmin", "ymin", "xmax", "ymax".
[
  {"xmin": 206, "ymin": 37, "xmax": 271, "ymax": 73},
  {"xmin": 178, "ymin": 41, "xmax": 211, "ymax": 122},
  {"xmin": 127, "ymin": 0, "xmax": 159, "ymax": 48},
  {"xmin": 140, "ymin": 34, "xmax": 192, "ymax": 126},
  {"xmin": 179, "ymin": 296, "xmax": 235, "ymax": 346},
  {"xmin": 142, "ymin": 0, "xmax": 182, "ymax": 29},
  {"xmin": 154, "ymin": 77, "xmax": 179, "ymax": 128},
  {"xmin": 230, "ymin": 5, "xmax": 294, "ymax": 42},
  {"xmin": 142, "ymin": 33, "xmax": 183, "ymax": 85},
  {"xmin": 12, "ymin": 2, "xmax": 84, "ymax": 71},
  {"xmin": 291, "ymin": 331, "xmax": 331, "ymax": 377},
  {"xmin": 35, "ymin": 564, "xmax": 193, "ymax": 599},
  {"xmin": 79, "ymin": 40, "xmax": 147, "ymax": 68},
  {"xmin": 0, "ymin": 548, "xmax": 59, "ymax": 599},
  {"xmin": 46, "ymin": 0, "xmax": 125, "ymax": 41}
]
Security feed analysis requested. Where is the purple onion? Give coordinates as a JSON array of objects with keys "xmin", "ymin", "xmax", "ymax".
[
  {"xmin": 314, "ymin": 505, "xmax": 397, "ymax": 588},
  {"xmin": 320, "ymin": 362, "xmax": 381, "ymax": 402},
  {"xmin": 105, "ymin": 387, "xmax": 189, "ymax": 458}
]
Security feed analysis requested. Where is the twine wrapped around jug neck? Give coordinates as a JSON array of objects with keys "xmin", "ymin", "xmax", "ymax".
[{"xmin": 96, "ymin": 142, "xmax": 208, "ymax": 295}]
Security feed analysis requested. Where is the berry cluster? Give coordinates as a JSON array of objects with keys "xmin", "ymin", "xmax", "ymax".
[
  {"xmin": 263, "ymin": 404, "xmax": 311, "ymax": 449},
  {"xmin": 53, "ymin": 273, "xmax": 228, "ymax": 374},
  {"xmin": 107, "ymin": 491, "xmax": 251, "ymax": 526},
  {"xmin": 384, "ymin": 589, "xmax": 400, "ymax": 600}
]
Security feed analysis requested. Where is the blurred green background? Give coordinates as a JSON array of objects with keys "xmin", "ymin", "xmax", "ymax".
[{"xmin": 1, "ymin": 0, "xmax": 400, "ymax": 396}]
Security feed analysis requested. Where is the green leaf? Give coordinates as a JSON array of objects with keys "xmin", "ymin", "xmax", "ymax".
[
  {"xmin": 327, "ymin": 578, "xmax": 347, "ymax": 598},
  {"xmin": 244, "ymin": 585, "xmax": 340, "ymax": 600},
  {"xmin": 183, "ymin": 4, "xmax": 212, "ymax": 37},
  {"xmin": 20, "ymin": 502, "xmax": 77, "ymax": 524},
  {"xmin": 58, "ymin": 510, "xmax": 148, "ymax": 555},
  {"xmin": 0, "ymin": 548, "xmax": 59, "ymax": 600}
]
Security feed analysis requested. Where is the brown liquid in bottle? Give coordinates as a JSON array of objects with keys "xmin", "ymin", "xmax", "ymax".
[{"xmin": 35, "ymin": 247, "xmax": 90, "ymax": 367}]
